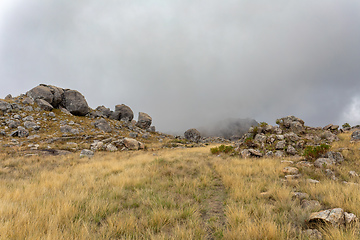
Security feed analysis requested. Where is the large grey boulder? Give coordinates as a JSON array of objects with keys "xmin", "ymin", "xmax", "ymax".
[
  {"xmin": 115, "ymin": 104, "xmax": 134, "ymax": 121},
  {"xmin": 184, "ymin": 128, "xmax": 201, "ymax": 142},
  {"xmin": 136, "ymin": 112, "xmax": 152, "ymax": 129},
  {"xmin": 122, "ymin": 138, "xmax": 143, "ymax": 150},
  {"xmin": 27, "ymin": 85, "xmax": 53, "ymax": 104},
  {"xmin": 62, "ymin": 90, "xmax": 89, "ymax": 116}
]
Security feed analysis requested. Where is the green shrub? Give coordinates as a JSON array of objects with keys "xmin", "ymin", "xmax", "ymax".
[
  {"xmin": 303, "ymin": 144, "xmax": 330, "ymax": 160},
  {"xmin": 260, "ymin": 122, "xmax": 268, "ymax": 127},
  {"xmin": 342, "ymin": 123, "xmax": 351, "ymax": 129},
  {"xmin": 210, "ymin": 145, "xmax": 234, "ymax": 155}
]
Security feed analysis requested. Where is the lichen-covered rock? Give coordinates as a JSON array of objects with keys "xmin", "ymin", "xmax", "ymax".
[
  {"xmin": 351, "ymin": 131, "xmax": 360, "ymax": 141},
  {"xmin": 276, "ymin": 140, "xmax": 286, "ymax": 150},
  {"xmin": 184, "ymin": 128, "xmax": 201, "ymax": 142},
  {"xmin": 282, "ymin": 167, "xmax": 299, "ymax": 175},
  {"xmin": 308, "ymin": 208, "xmax": 357, "ymax": 227},
  {"xmin": 115, "ymin": 104, "xmax": 134, "ymax": 121},
  {"xmin": 122, "ymin": 138, "xmax": 143, "ymax": 150},
  {"xmin": 27, "ymin": 85, "xmax": 54, "ymax": 104},
  {"xmin": 314, "ymin": 158, "xmax": 334, "ymax": 168}
]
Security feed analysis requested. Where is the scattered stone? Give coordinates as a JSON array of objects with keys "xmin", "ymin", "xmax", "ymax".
[
  {"xmin": 8, "ymin": 120, "xmax": 20, "ymax": 128},
  {"xmin": 301, "ymin": 200, "xmax": 321, "ymax": 211},
  {"xmin": 5, "ymin": 94, "xmax": 12, "ymax": 100},
  {"xmin": 129, "ymin": 132, "xmax": 138, "ymax": 138},
  {"xmin": 11, "ymin": 126, "xmax": 29, "ymax": 138},
  {"xmin": 282, "ymin": 167, "xmax": 299, "ymax": 175},
  {"xmin": 276, "ymin": 140, "xmax": 286, "ymax": 150},
  {"xmin": 324, "ymin": 152, "xmax": 344, "ymax": 164},
  {"xmin": 91, "ymin": 141, "xmax": 104, "ymax": 151},
  {"xmin": 307, "ymin": 179, "xmax": 320, "ymax": 184},
  {"xmin": 24, "ymin": 121, "xmax": 40, "ymax": 130},
  {"xmin": 106, "ymin": 144, "xmax": 117, "ymax": 152},
  {"xmin": 320, "ymin": 131, "xmax": 338, "ymax": 142},
  {"xmin": 285, "ymin": 174, "xmax": 302, "ymax": 180},
  {"xmin": 184, "ymin": 128, "xmax": 201, "ymax": 142},
  {"xmin": 49, "ymin": 112, "xmax": 56, "ymax": 117},
  {"xmin": 0, "ymin": 100, "xmax": 12, "ymax": 112},
  {"xmin": 22, "ymin": 97, "xmax": 34, "ymax": 105},
  {"xmin": 302, "ymin": 229, "xmax": 323, "ymax": 240},
  {"xmin": 297, "ymin": 161, "xmax": 313, "ymax": 168},
  {"xmin": 349, "ymin": 171, "xmax": 359, "ymax": 178},
  {"xmin": 93, "ymin": 119, "xmax": 112, "ymax": 133},
  {"xmin": 241, "ymin": 149, "xmax": 251, "ymax": 158},
  {"xmin": 325, "ymin": 169, "xmax": 336, "ymax": 180},
  {"xmin": 314, "ymin": 158, "xmax": 334, "ymax": 168},
  {"xmin": 122, "ymin": 137, "xmax": 142, "ymax": 150},
  {"xmin": 254, "ymin": 133, "xmax": 267, "ymax": 143},
  {"xmin": 351, "ymin": 131, "xmax": 360, "ymax": 141},
  {"xmin": 23, "ymin": 116, "xmax": 34, "ymax": 121},
  {"xmin": 274, "ymin": 151, "xmax": 284, "ymax": 157},
  {"xmin": 248, "ymin": 149, "xmax": 263, "ymax": 157},
  {"xmin": 292, "ymin": 192, "xmax": 309, "ymax": 201},
  {"xmin": 286, "ymin": 145, "xmax": 297, "ymax": 155},
  {"xmin": 344, "ymin": 212, "xmax": 358, "ymax": 224},
  {"xmin": 95, "ymin": 105, "xmax": 112, "ymax": 118},
  {"xmin": 80, "ymin": 149, "xmax": 94, "ymax": 158}
]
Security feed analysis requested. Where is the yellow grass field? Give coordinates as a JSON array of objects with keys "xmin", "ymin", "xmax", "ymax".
[{"xmin": 0, "ymin": 133, "xmax": 360, "ymax": 239}]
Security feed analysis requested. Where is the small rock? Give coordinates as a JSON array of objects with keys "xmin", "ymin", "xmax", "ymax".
[
  {"xmin": 292, "ymin": 192, "xmax": 309, "ymax": 201},
  {"xmin": 248, "ymin": 149, "xmax": 263, "ymax": 157},
  {"xmin": 325, "ymin": 169, "xmax": 336, "ymax": 180},
  {"xmin": 276, "ymin": 140, "xmax": 286, "ymax": 150},
  {"xmin": 241, "ymin": 149, "xmax": 251, "ymax": 158},
  {"xmin": 285, "ymin": 174, "xmax": 302, "ymax": 180},
  {"xmin": 129, "ymin": 132, "xmax": 138, "ymax": 138},
  {"xmin": 282, "ymin": 167, "xmax": 299, "ymax": 175},
  {"xmin": 286, "ymin": 145, "xmax": 297, "ymax": 155},
  {"xmin": 351, "ymin": 131, "xmax": 360, "ymax": 141},
  {"xmin": 49, "ymin": 112, "xmax": 56, "ymax": 117},
  {"xmin": 5, "ymin": 94, "xmax": 12, "ymax": 100},
  {"xmin": 344, "ymin": 212, "xmax": 358, "ymax": 224},
  {"xmin": 106, "ymin": 144, "xmax": 117, "ymax": 152},
  {"xmin": 297, "ymin": 161, "xmax": 313, "ymax": 167},
  {"xmin": 302, "ymin": 229, "xmax": 323, "ymax": 239},
  {"xmin": 90, "ymin": 141, "xmax": 104, "ymax": 151},
  {"xmin": 93, "ymin": 119, "xmax": 112, "ymax": 133},
  {"xmin": 80, "ymin": 149, "xmax": 94, "ymax": 158},
  {"xmin": 314, "ymin": 158, "xmax": 334, "ymax": 168},
  {"xmin": 301, "ymin": 200, "xmax": 321, "ymax": 211},
  {"xmin": 22, "ymin": 97, "xmax": 34, "ymax": 105},
  {"xmin": 122, "ymin": 137, "xmax": 141, "ymax": 150},
  {"xmin": 349, "ymin": 171, "xmax": 359, "ymax": 178},
  {"xmin": 274, "ymin": 151, "xmax": 284, "ymax": 157},
  {"xmin": 307, "ymin": 179, "xmax": 320, "ymax": 184}
]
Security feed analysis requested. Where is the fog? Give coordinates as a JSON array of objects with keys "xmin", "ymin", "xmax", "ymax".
[{"xmin": 1, "ymin": 0, "xmax": 360, "ymax": 133}]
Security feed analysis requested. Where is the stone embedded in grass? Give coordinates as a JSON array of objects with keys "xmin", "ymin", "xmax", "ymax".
[
  {"xmin": 248, "ymin": 149, "xmax": 263, "ymax": 157},
  {"xmin": 10, "ymin": 126, "xmax": 29, "ymax": 138},
  {"xmin": 307, "ymin": 179, "xmax": 320, "ymax": 184},
  {"xmin": 80, "ymin": 149, "xmax": 94, "ymax": 158},
  {"xmin": 301, "ymin": 200, "xmax": 321, "ymax": 211},
  {"xmin": 285, "ymin": 174, "xmax": 302, "ymax": 180},
  {"xmin": 349, "ymin": 171, "xmax": 359, "ymax": 177},
  {"xmin": 122, "ymin": 137, "xmax": 143, "ymax": 150},
  {"xmin": 302, "ymin": 229, "xmax": 322, "ymax": 240},
  {"xmin": 106, "ymin": 144, "xmax": 117, "ymax": 152},
  {"xmin": 292, "ymin": 192, "xmax": 309, "ymax": 201},
  {"xmin": 325, "ymin": 169, "xmax": 336, "ymax": 180},
  {"xmin": 314, "ymin": 158, "xmax": 334, "ymax": 168},
  {"xmin": 324, "ymin": 151, "xmax": 344, "ymax": 163},
  {"xmin": 282, "ymin": 167, "xmax": 299, "ymax": 175},
  {"xmin": 350, "ymin": 131, "xmax": 360, "ymax": 141}
]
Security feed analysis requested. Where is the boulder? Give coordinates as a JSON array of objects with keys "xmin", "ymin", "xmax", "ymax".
[
  {"xmin": 308, "ymin": 208, "xmax": 357, "ymax": 227},
  {"xmin": 27, "ymin": 85, "xmax": 53, "ymax": 104},
  {"xmin": 286, "ymin": 145, "xmax": 297, "ymax": 155},
  {"xmin": 122, "ymin": 138, "xmax": 143, "ymax": 150},
  {"xmin": 184, "ymin": 128, "xmax": 201, "ymax": 142},
  {"xmin": 62, "ymin": 89, "xmax": 89, "ymax": 116},
  {"xmin": 0, "ymin": 100, "xmax": 12, "ymax": 112},
  {"xmin": 47, "ymin": 85, "xmax": 64, "ymax": 107},
  {"xmin": 248, "ymin": 149, "xmax": 263, "ymax": 157},
  {"xmin": 35, "ymin": 99, "xmax": 54, "ymax": 111},
  {"xmin": 115, "ymin": 104, "xmax": 134, "ymax": 121},
  {"xmin": 320, "ymin": 131, "xmax": 338, "ymax": 142},
  {"xmin": 351, "ymin": 131, "xmax": 360, "ymax": 141},
  {"xmin": 80, "ymin": 149, "xmax": 94, "ymax": 158},
  {"xmin": 95, "ymin": 106, "xmax": 111, "ymax": 118},
  {"xmin": 4, "ymin": 94, "xmax": 12, "ymax": 100},
  {"xmin": 24, "ymin": 121, "xmax": 40, "ymax": 130},
  {"xmin": 324, "ymin": 152, "xmax": 344, "ymax": 164},
  {"xmin": 136, "ymin": 112, "xmax": 152, "ymax": 129},
  {"xmin": 93, "ymin": 119, "xmax": 112, "ymax": 133},
  {"xmin": 11, "ymin": 126, "xmax": 29, "ymax": 138}
]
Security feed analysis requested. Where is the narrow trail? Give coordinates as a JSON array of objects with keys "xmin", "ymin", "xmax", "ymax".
[{"xmin": 201, "ymin": 161, "xmax": 227, "ymax": 240}]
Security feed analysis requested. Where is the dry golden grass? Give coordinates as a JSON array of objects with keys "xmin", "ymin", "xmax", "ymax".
[{"xmin": 0, "ymin": 131, "xmax": 360, "ymax": 239}]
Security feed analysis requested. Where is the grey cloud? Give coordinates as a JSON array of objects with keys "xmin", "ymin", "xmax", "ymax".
[{"xmin": 1, "ymin": 0, "xmax": 360, "ymax": 133}]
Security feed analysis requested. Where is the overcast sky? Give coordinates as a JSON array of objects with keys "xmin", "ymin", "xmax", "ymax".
[{"xmin": 0, "ymin": 0, "xmax": 360, "ymax": 133}]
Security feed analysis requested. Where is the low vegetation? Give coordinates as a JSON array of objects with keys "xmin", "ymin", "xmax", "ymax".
[{"xmin": 0, "ymin": 132, "xmax": 360, "ymax": 239}]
